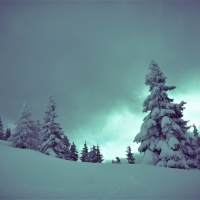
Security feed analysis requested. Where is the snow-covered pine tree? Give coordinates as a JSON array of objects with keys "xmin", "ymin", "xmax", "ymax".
[
  {"xmin": 40, "ymin": 95, "xmax": 66, "ymax": 158},
  {"xmin": 87, "ymin": 147, "xmax": 93, "ymax": 162},
  {"xmin": 182, "ymin": 131, "xmax": 198, "ymax": 168},
  {"xmin": 96, "ymin": 145, "xmax": 104, "ymax": 163},
  {"xmin": 5, "ymin": 128, "xmax": 11, "ymax": 140},
  {"xmin": 192, "ymin": 124, "xmax": 200, "ymax": 169},
  {"xmin": 80, "ymin": 141, "xmax": 89, "ymax": 162},
  {"xmin": 126, "ymin": 146, "xmax": 135, "ymax": 164},
  {"xmin": 134, "ymin": 60, "xmax": 191, "ymax": 169},
  {"xmin": 69, "ymin": 142, "xmax": 79, "ymax": 161},
  {"xmin": 196, "ymin": 137, "xmax": 200, "ymax": 169},
  {"xmin": 88, "ymin": 145, "xmax": 97, "ymax": 163},
  {"xmin": 0, "ymin": 117, "xmax": 4, "ymax": 140},
  {"xmin": 63, "ymin": 135, "xmax": 71, "ymax": 160},
  {"xmin": 10, "ymin": 101, "xmax": 38, "ymax": 150}
]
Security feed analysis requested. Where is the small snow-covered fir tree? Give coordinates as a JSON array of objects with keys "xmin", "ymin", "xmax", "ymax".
[
  {"xmin": 126, "ymin": 146, "xmax": 135, "ymax": 164},
  {"xmin": 40, "ymin": 95, "xmax": 66, "ymax": 158},
  {"xmin": 10, "ymin": 101, "xmax": 38, "ymax": 150},
  {"xmin": 80, "ymin": 141, "xmax": 89, "ymax": 162},
  {"xmin": 134, "ymin": 61, "xmax": 191, "ymax": 169},
  {"xmin": 69, "ymin": 142, "xmax": 79, "ymax": 161},
  {"xmin": 5, "ymin": 128, "xmax": 11, "ymax": 141},
  {"xmin": 192, "ymin": 124, "xmax": 200, "ymax": 169},
  {"xmin": 63, "ymin": 135, "xmax": 71, "ymax": 160},
  {"xmin": 0, "ymin": 117, "xmax": 4, "ymax": 140},
  {"xmin": 88, "ymin": 145, "xmax": 97, "ymax": 163},
  {"xmin": 96, "ymin": 145, "xmax": 104, "ymax": 163}
]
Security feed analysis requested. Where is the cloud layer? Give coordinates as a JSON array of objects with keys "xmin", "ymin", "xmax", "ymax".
[{"xmin": 0, "ymin": 2, "xmax": 200, "ymax": 158}]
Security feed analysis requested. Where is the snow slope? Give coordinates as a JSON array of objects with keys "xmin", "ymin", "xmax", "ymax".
[{"xmin": 1, "ymin": 140, "xmax": 200, "ymax": 199}]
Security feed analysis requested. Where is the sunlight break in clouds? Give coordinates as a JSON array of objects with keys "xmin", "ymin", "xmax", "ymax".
[
  {"xmin": 96, "ymin": 111, "xmax": 142, "ymax": 160},
  {"xmin": 170, "ymin": 93, "xmax": 200, "ymax": 129}
]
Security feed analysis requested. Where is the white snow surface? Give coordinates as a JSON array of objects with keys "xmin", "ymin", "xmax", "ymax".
[{"xmin": 1, "ymin": 140, "xmax": 200, "ymax": 199}]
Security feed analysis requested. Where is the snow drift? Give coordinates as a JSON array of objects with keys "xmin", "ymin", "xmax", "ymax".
[{"xmin": 1, "ymin": 140, "xmax": 200, "ymax": 199}]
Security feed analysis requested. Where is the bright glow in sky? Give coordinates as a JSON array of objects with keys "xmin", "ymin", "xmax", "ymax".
[
  {"xmin": 87, "ymin": 91, "xmax": 200, "ymax": 161},
  {"xmin": 72, "ymin": 110, "xmax": 143, "ymax": 161},
  {"xmin": 169, "ymin": 92, "xmax": 200, "ymax": 129}
]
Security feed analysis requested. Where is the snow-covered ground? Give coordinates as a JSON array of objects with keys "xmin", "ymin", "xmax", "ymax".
[{"xmin": 1, "ymin": 140, "xmax": 200, "ymax": 199}]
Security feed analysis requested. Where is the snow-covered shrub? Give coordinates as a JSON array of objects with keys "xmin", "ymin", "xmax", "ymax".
[{"xmin": 112, "ymin": 157, "xmax": 121, "ymax": 164}]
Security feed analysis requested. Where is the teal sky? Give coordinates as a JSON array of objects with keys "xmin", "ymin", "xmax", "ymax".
[{"xmin": 0, "ymin": 1, "xmax": 200, "ymax": 160}]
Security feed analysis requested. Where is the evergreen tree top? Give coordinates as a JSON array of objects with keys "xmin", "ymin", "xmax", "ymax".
[
  {"xmin": 17, "ymin": 101, "xmax": 32, "ymax": 122},
  {"xmin": 145, "ymin": 60, "xmax": 176, "ymax": 93},
  {"xmin": 14, "ymin": 101, "xmax": 34, "ymax": 128},
  {"xmin": 145, "ymin": 60, "xmax": 166, "ymax": 88},
  {"xmin": 43, "ymin": 95, "xmax": 58, "ymax": 123}
]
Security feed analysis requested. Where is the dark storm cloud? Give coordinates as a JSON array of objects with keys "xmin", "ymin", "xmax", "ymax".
[{"xmin": 0, "ymin": 1, "xmax": 200, "ymax": 139}]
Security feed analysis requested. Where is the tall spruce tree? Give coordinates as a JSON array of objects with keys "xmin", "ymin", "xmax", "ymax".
[
  {"xmin": 5, "ymin": 128, "xmax": 11, "ymax": 140},
  {"xmin": 126, "ymin": 146, "xmax": 135, "ymax": 164},
  {"xmin": 134, "ymin": 61, "xmax": 191, "ymax": 169},
  {"xmin": 80, "ymin": 141, "xmax": 89, "ymax": 162},
  {"xmin": 40, "ymin": 95, "xmax": 66, "ymax": 158},
  {"xmin": 0, "ymin": 117, "xmax": 4, "ymax": 140},
  {"xmin": 69, "ymin": 142, "xmax": 79, "ymax": 161},
  {"xmin": 10, "ymin": 101, "xmax": 38, "ymax": 150}
]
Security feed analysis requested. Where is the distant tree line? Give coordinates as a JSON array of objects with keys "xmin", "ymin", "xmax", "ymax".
[
  {"xmin": 0, "ymin": 95, "xmax": 136, "ymax": 165},
  {"xmin": 80, "ymin": 141, "xmax": 104, "ymax": 163},
  {"xmin": 0, "ymin": 95, "xmax": 104, "ymax": 163},
  {"xmin": 0, "ymin": 117, "xmax": 11, "ymax": 141}
]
